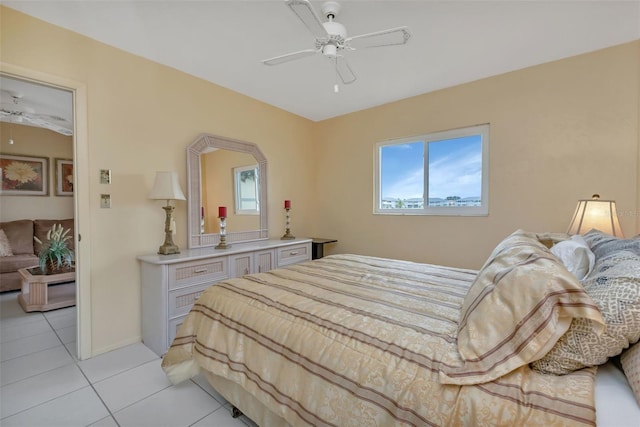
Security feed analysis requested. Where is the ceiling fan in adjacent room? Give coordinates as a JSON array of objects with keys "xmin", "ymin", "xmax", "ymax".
[
  {"xmin": 262, "ymin": 0, "xmax": 411, "ymax": 92},
  {"xmin": 0, "ymin": 91, "xmax": 73, "ymax": 137}
]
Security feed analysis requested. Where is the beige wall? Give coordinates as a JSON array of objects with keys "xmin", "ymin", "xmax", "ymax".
[
  {"xmin": 0, "ymin": 122, "xmax": 74, "ymax": 221},
  {"xmin": 1, "ymin": 7, "xmax": 316, "ymax": 356},
  {"xmin": 313, "ymin": 40, "xmax": 640, "ymax": 269},
  {"xmin": 2, "ymin": 6, "xmax": 639, "ymax": 356}
]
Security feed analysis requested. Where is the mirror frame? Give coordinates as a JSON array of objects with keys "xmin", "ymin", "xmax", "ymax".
[{"xmin": 187, "ymin": 133, "xmax": 268, "ymax": 248}]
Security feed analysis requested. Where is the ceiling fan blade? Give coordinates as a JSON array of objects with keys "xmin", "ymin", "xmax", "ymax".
[
  {"xmin": 261, "ymin": 49, "xmax": 319, "ymax": 66},
  {"xmin": 0, "ymin": 110, "xmax": 72, "ymax": 136},
  {"xmin": 346, "ymin": 26, "xmax": 411, "ymax": 50},
  {"xmin": 21, "ymin": 114, "xmax": 73, "ymax": 136},
  {"xmin": 335, "ymin": 56, "xmax": 356, "ymax": 84},
  {"xmin": 286, "ymin": 0, "xmax": 328, "ymax": 39}
]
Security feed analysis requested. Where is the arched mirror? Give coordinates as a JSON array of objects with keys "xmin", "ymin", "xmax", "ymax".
[{"xmin": 187, "ymin": 133, "xmax": 268, "ymax": 248}]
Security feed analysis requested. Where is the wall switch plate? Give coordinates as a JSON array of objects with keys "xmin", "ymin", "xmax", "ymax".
[
  {"xmin": 100, "ymin": 194, "xmax": 111, "ymax": 208},
  {"xmin": 100, "ymin": 169, "xmax": 111, "ymax": 184}
]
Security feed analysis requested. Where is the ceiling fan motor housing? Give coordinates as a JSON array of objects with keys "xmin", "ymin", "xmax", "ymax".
[{"xmin": 318, "ymin": 20, "xmax": 346, "ymax": 55}]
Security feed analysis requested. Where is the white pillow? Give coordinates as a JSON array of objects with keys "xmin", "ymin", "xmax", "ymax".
[
  {"xmin": 0, "ymin": 229, "xmax": 14, "ymax": 257},
  {"xmin": 550, "ymin": 234, "xmax": 595, "ymax": 280}
]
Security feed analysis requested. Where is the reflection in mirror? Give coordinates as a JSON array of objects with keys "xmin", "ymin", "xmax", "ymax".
[
  {"xmin": 200, "ymin": 151, "xmax": 259, "ymax": 233},
  {"xmin": 188, "ymin": 134, "xmax": 268, "ymax": 249},
  {"xmin": 233, "ymin": 165, "xmax": 259, "ymax": 215}
]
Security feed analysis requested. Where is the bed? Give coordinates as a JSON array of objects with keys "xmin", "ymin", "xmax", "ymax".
[{"xmin": 162, "ymin": 229, "xmax": 640, "ymax": 426}]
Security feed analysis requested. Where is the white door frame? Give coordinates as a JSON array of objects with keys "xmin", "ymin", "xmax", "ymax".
[{"xmin": 1, "ymin": 62, "xmax": 92, "ymax": 360}]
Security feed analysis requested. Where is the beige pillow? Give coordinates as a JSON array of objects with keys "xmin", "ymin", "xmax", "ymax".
[
  {"xmin": 621, "ymin": 342, "xmax": 640, "ymax": 405},
  {"xmin": 440, "ymin": 230, "xmax": 605, "ymax": 385},
  {"xmin": 0, "ymin": 229, "xmax": 13, "ymax": 256},
  {"xmin": 532, "ymin": 249, "xmax": 640, "ymax": 374}
]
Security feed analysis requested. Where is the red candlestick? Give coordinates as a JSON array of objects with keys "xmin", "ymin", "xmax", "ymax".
[
  {"xmin": 218, "ymin": 206, "xmax": 227, "ymax": 218},
  {"xmin": 284, "ymin": 200, "xmax": 291, "ymax": 209},
  {"xmin": 201, "ymin": 206, "xmax": 204, "ymax": 218}
]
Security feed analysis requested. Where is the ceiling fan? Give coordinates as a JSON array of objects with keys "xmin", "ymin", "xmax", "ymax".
[
  {"xmin": 0, "ymin": 91, "xmax": 73, "ymax": 137},
  {"xmin": 262, "ymin": 0, "xmax": 411, "ymax": 91}
]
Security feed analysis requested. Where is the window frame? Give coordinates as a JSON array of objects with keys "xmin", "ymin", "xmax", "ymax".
[
  {"xmin": 374, "ymin": 124, "xmax": 489, "ymax": 216},
  {"xmin": 233, "ymin": 164, "xmax": 260, "ymax": 215}
]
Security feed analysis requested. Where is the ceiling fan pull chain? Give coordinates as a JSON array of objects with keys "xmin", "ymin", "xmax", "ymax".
[{"xmin": 334, "ymin": 56, "xmax": 339, "ymax": 93}]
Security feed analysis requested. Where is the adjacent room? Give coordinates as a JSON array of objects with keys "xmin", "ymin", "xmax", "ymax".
[{"xmin": 1, "ymin": 1, "xmax": 639, "ymax": 426}]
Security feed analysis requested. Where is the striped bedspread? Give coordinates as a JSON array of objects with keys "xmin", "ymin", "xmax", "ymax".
[{"xmin": 162, "ymin": 254, "xmax": 598, "ymax": 426}]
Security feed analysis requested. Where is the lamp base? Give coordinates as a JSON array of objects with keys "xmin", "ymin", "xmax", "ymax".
[
  {"xmin": 158, "ymin": 244, "xmax": 180, "ymax": 255},
  {"xmin": 281, "ymin": 232, "xmax": 295, "ymax": 240},
  {"xmin": 215, "ymin": 241, "xmax": 231, "ymax": 249},
  {"xmin": 158, "ymin": 205, "xmax": 180, "ymax": 255}
]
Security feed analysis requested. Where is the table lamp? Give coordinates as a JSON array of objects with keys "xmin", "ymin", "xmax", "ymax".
[
  {"xmin": 567, "ymin": 194, "xmax": 624, "ymax": 237},
  {"xmin": 149, "ymin": 171, "xmax": 186, "ymax": 255}
]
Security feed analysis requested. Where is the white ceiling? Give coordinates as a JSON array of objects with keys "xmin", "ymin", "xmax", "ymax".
[{"xmin": 3, "ymin": 1, "xmax": 640, "ymax": 122}]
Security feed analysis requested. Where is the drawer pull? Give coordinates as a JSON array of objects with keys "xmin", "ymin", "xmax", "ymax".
[
  {"xmin": 290, "ymin": 251, "xmax": 299, "ymax": 255},
  {"xmin": 194, "ymin": 268, "xmax": 208, "ymax": 274}
]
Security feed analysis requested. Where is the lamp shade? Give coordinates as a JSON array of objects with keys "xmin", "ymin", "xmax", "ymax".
[
  {"xmin": 149, "ymin": 171, "xmax": 186, "ymax": 201},
  {"xmin": 567, "ymin": 194, "xmax": 623, "ymax": 237}
]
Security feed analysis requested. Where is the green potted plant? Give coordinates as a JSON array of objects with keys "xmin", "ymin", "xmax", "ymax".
[{"xmin": 34, "ymin": 223, "xmax": 74, "ymax": 274}]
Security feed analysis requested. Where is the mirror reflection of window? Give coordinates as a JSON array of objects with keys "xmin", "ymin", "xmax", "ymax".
[{"xmin": 234, "ymin": 165, "xmax": 259, "ymax": 215}]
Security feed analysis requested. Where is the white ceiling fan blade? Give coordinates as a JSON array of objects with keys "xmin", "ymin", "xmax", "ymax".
[
  {"xmin": 21, "ymin": 114, "xmax": 73, "ymax": 136},
  {"xmin": 0, "ymin": 110, "xmax": 72, "ymax": 136},
  {"xmin": 261, "ymin": 49, "xmax": 319, "ymax": 66},
  {"xmin": 335, "ymin": 56, "xmax": 356, "ymax": 84},
  {"xmin": 346, "ymin": 26, "xmax": 411, "ymax": 50},
  {"xmin": 286, "ymin": 0, "xmax": 328, "ymax": 39}
]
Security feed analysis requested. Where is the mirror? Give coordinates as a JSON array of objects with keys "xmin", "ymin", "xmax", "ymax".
[{"xmin": 187, "ymin": 133, "xmax": 268, "ymax": 248}]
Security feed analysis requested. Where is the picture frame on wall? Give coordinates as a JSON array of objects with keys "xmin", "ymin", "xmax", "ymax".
[
  {"xmin": 55, "ymin": 158, "xmax": 74, "ymax": 196},
  {"xmin": 0, "ymin": 154, "xmax": 49, "ymax": 196}
]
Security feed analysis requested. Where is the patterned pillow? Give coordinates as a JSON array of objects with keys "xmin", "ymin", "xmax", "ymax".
[
  {"xmin": 583, "ymin": 229, "xmax": 640, "ymax": 258},
  {"xmin": 621, "ymin": 342, "xmax": 640, "ymax": 405},
  {"xmin": 440, "ymin": 230, "xmax": 605, "ymax": 385},
  {"xmin": 532, "ymin": 250, "xmax": 640, "ymax": 374},
  {"xmin": 0, "ymin": 229, "xmax": 13, "ymax": 257}
]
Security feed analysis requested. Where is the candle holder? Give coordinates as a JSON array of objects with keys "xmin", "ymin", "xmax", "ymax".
[
  {"xmin": 281, "ymin": 208, "xmax": 295, "ymax": 240},
  {"xmin": 215, "ymin": 216, "xmax": 231, "ymax": 249}
]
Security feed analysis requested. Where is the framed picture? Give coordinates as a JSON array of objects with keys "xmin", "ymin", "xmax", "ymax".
[
  {"xmin": 0, "ymin": 154, "xmax": 49, "ymax": 196},
  {"xmin": 55, "ymin": 158, "xmax": 74, "ymax": 196}
]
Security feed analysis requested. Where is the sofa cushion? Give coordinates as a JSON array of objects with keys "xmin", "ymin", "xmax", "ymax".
[
  {"xmin": 34, "ymin": 219, "xmax": 75, "ymax": 254},
  {"xmin": 0, "ymin": 253, "xmax": 39, "ymax": 273},
  {"xmin": 0, "ymin": 220, "xmax": 34, "ymax": 255}
]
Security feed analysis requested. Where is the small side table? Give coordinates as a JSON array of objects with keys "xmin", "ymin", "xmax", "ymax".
[
  {"xmin": 311, "ymin": 238, "xmax": 337, "ymax": 260},
  {"xmin": 17, "ymin": 267, "xmax": 76, "ymax": 312}
]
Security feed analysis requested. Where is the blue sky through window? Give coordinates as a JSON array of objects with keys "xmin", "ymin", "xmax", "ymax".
[{"xmin": 381, "ymin": 135, "xmax": 482, "ymax": 201}]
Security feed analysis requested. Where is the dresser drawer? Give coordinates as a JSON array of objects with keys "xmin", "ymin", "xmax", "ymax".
[
  {"xmin": 277, "ymin": 243, "xmax": 311, "ymax": 267},
  {"xmin": 168, "ymin": 257, "xmax": 228, "ymax": 290},
  {"xmin": 168, "ymin": 282, "xmax": 212, "ymax": 318}
]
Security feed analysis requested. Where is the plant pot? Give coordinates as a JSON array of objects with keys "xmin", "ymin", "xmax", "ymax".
[{"xmin": 44, "ymin": 261, "xmax": 74, "ymax": 275}]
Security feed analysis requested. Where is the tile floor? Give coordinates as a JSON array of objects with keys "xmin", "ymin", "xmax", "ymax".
[{"xmin": 0, "ymin": 289, "xmax": 259, "ymax": 427}]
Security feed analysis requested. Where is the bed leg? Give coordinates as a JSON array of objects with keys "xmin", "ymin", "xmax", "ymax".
[{"xmin": 231, "ymin": 406, "xmax": 243, "ymax": 418}]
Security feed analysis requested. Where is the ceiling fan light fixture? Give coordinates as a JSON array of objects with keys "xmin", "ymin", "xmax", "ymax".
[
  {"xmin": 323, "ymin": 44, "xmax": 338, "ymax": 57},
  {"xmin": 7, "ymin": 113, "xmax": 15, "ymax": 145}
]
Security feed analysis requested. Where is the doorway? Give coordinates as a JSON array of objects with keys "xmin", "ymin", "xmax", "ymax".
[{"xmin": 0, "ymin": 66, "xmax": 91, "ymax": 359}]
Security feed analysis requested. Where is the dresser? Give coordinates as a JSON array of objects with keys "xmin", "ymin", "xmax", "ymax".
[{"xmin": 138, "ymin": 238, "xmax": 311, "ymax": 356}]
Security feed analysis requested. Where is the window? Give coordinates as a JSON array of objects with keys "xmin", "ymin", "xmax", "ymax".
[
  {"xmin": 234, "ymin": 165, "xmax": 259, "ymax": 215},
  {"xmin": 375, "ymin": 124, "xmax": 489, "ymax": 216}
]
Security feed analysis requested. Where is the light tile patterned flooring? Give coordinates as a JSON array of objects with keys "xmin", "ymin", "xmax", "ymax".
[{"xmin": 0, "ymin": 289, "xmax": 258, "ymax": 427}]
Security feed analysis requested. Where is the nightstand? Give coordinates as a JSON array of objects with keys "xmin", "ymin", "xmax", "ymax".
[{"xmin": 311, "ymin": 238, "xmax": 337, "ymax": 260}]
